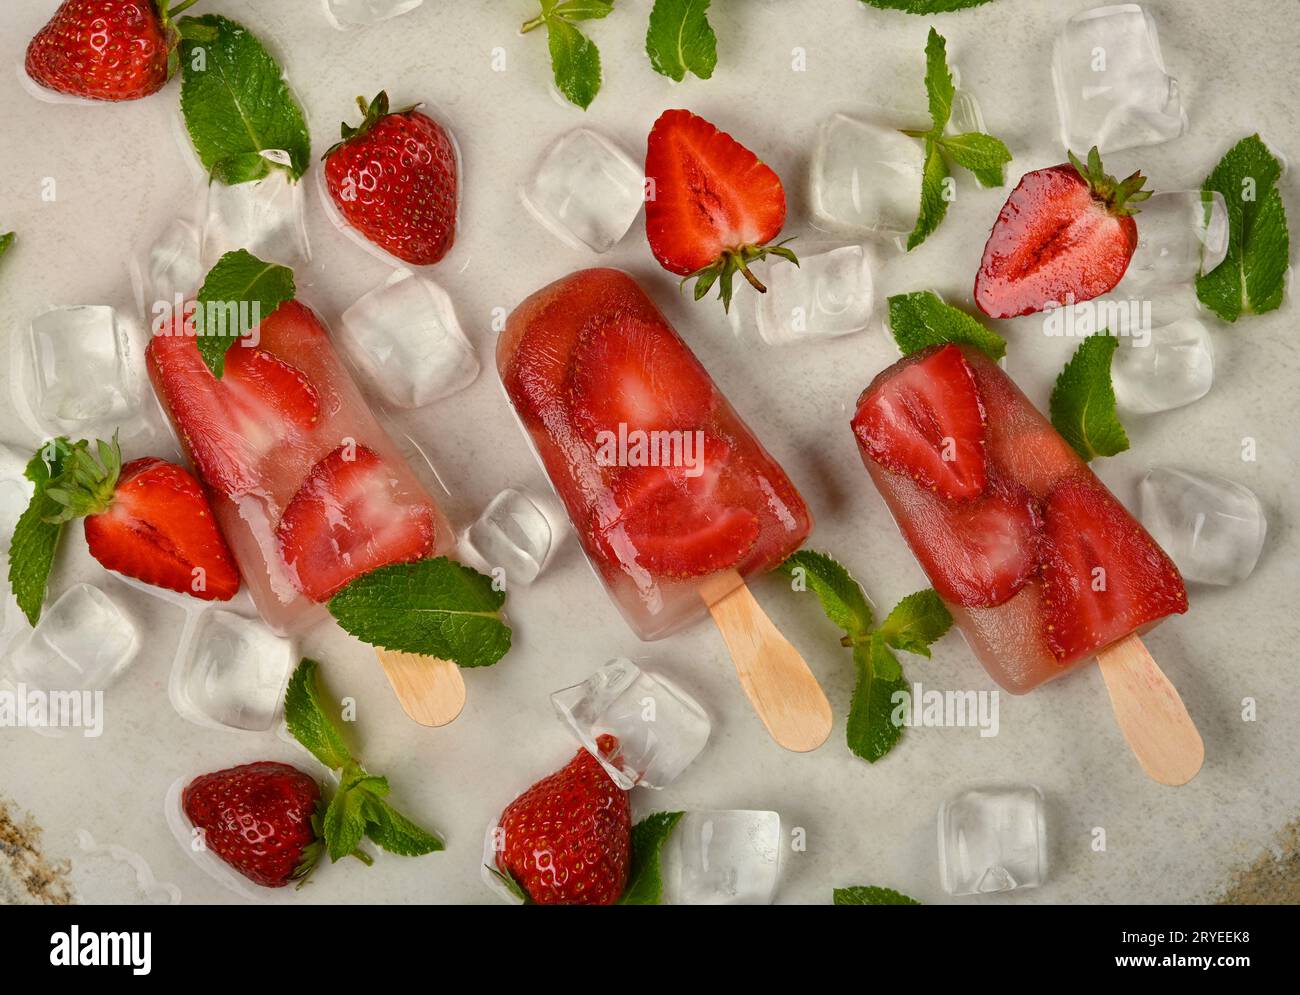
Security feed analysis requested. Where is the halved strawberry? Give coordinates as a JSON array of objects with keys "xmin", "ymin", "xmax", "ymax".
[
  {"xmin": 645, "ymin": 109, "xmax": 796, "ymax": 311},
  {"xmin": 276, "ymin": 445, "xmax": 437, "ymax": 602},
  {"xmin": 146, "ymin": 311, "xmax": 321, "ymax": 495},
  {"xmin": 569, "ymin": 310, "xmax": 714, "ymax": 440},
  {"xmin": 974, "ymin": 147, "xmax": 1148, "ymax": 318},
  {"xmin": 1038, "ymin": 474, "xmax": 1188, "ymax": 663},
  {"xmin": 901, "ymin": 476, "xmax": 1042, "ymax": 609},
  {"xmin": 852, "ymin": 344, "xmax": 989, "ymax": 501},
  {"xmin": 597, "ymin": 437, "xmax": 759, "ymax": 579}
]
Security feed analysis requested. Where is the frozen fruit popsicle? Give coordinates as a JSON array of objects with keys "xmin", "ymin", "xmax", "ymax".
[
  {"xmin": 499, "ymin": 268, "xmax": 830, "ymax": 750},
  {"xmin": 146, "ymin": 298, "xmax": 465, "ymax": 724},
  {"xmin": 851, "ymin": 344, "xmax": 1201, "ymax": 782}
]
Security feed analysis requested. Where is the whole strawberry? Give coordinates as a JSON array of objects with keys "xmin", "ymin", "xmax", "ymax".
[
  {"xmin": 25, "ymin": 0, "xmax": 195, "ymax": 102},
  {"xmin": 645, "ymin": 109, "xmax": 797, "ymax": 312},
  {"xmin": 974, "ymin": 146, "xmax": 1151, "ymax": 318},
  {"xmin": 495, "ymin": 735, "xmax": 631, "ymax": 905},
  {"xmin": 183, "ymin": 762, "xmax": 322, "ymax": 888},
  {"xmin": 323, "ymin": 91, "xmax": 459, "ymax": 266}
]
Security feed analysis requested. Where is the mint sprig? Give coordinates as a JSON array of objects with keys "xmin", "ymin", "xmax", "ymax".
[
  {"xmin": 522, "ymin": 0, "xmax": 615, "ymax": 110},
  {"xmin": 618, "ymin": 811, "xmax": 685, "ymax": 905},
  {"xmin": 328, "ymin": 557, "xmax": 512, "ymax": 668},
  {"xmin": 834, "ymin": 885, "xmax": 921, "ymax": 905},
  {"xmin": 178, "ymin": 14, "xmax": 311, "ymax": 183},
  {"xmin": 1049, "ymin": 334, "xmax": 1130, "ymax": 462},
  {"xmin": 646, "ymin": 0, "xmax": 716, "ymax": 82},
  {"xmin": 0, "ymin": 232, "xmax": 14, "ymax": 265},
  {"xmin": 193, "ymin": 249, "xmax": 296, "ymax": 378},
  {"xmin": 1196, "ymin": 134, "xmax": 1290, "ymax": 322},
  {"xmin": 7, "ymin": 439, "xmax": 75, "ymax": 626},
  {"xmin": 904, "ymin": 28, "xmax": 1012, "ymax": 251},
  {"xmin": 887, "ymin": 291, "xmax": 1006, "ymax": 359},
  {"xmin": 779, "ymin": 551, "xmax": 951, "ymax": 763},
  {"xmin": 284, "ymin": 658, "xmax": 443, "ymax": 867},
  {"xmin": 860, "ymin": 0, "xmax": 995, "ymax": 12}
]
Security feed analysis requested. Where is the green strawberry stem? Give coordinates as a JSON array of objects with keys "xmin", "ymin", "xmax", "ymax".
[
  {"xmin": 1067, "ymin": 146, "xmax": 1152, "ymax": 217},
  {"xmin": 162, "ymin": 0, "xmax": 201, "ymax": 19},
  {"xmin": 40, "ymin": 435, "xmax": 122, "ymax": 524}
]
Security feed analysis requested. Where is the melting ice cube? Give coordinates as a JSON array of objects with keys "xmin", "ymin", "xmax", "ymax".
[
  {"xmin": 810, "ymin": 113, "xmax": 924, "ymax": 237},
  {"xmin": 10, "ymin": 584, "xmax": 139, "ymax": 690},
  {"xmin": 1051, "ymin": 4, "xmax": 1187, "ymax": 153},
  {"xmin": 745, "ymin": 244, "xmax": 874, "ymax": 345},
  {"xmin": 1111, "ymin": 318, "xmax": 1213, "ymax": 414},
  {"xmin": 938, "ymin": 786, "xmax": 1047, "ymax": 896},
  {"xmin": 551, "ymin": 658, "xmax": 710, "ymax": 789},
  {"xmin": 339, "ymin": 268, "xmax": 480, "ymax": 409},
  {"xmin": 662, "ymin": 810, "xmax": 782, "ymax": 905},
  {"xmin": 1138, "ymin": 467, "xmax": 1267, "ymax": 586},
  {"xmin": 520, "ymin": 129, "xmax": 645, "ymax": 253},
  {"xmin": 321, "ymin": 0, "xmax": 424, "ymax": 29},
  {"xmin": 174, "ymin": 610, "xmax": 295, "ymax": 731},
  {"xmin": 459, "ymin": 488, "xmax": 558, "ymax": 586},
  {"xmin": 201, "ymin": 151, "xmax": 311, "ymax": 268},
  {"xmin": 1124, "ymin": 191, "xmax": 1228, "ymax": 290},
  {"xmin": 136, "ymin": 218, "xmax": 203, "ymax": 316},
  {"xmin": 27, "ymin": 306, "xmax": 143, "ymax": 434}
]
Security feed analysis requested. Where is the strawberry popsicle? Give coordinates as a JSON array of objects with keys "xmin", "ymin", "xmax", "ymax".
[
  {"xmin": 147, "ymin": 299, "xmax": 454, "ymax": 633},
  {"xmin": 498, "ymin": 268, "xmax": 813, "ymax": 640},
  {"xmin": 851, "ymin": 343, "xmax": 1188, "ymax": 694}
]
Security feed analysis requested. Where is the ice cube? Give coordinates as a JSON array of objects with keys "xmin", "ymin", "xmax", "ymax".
[
  {"xmin": 1138, "ymin": 467, "xmax": 1266, "ymax": 585},
  {"xmin": 321, "ymin": 0, "xmax": 424, "ymax": 29},
  {"xmin": 201, "ymin": 151, "xmax": 311, "ymax": 269},
  {"xmin": 551, "ymin": 658, "xmax": 710, "ymax": 789},
  {"xmin": 27, "ymin": 306, "xmax": 142, "ymax": 434},
  {"xmin": 1111, "ymin": 318, "xmax": 1213, "ymax": 414},
  {"xmin": 520, "ymin": 129, "xmax": 644, "ymax": 253},
  {"xmin": 1124, "ymin": 191, "xmax": 1228, "ymax": 290},
  {"xmin": 1051, "ymin": 4, "xmax": 1187, "ymax": 153},
  {"xmin": 339, "ymin": 268, "xmax": 480, "ymax": 408},
  {"xmin": 810, "ymin": 113, "xmax": 924, "ymax": 237},
  {"xmin": 138, "ymin": 218, "xmax": 203, "ymax": 315},
  {"xmin": 744, "ymin": 244, "xmax": 874, "ymax": 345},
  {"xmin": 0, "ymin": 442, "xmax": 35, "ymax": 552},
  {"xmin": 10, "ymin": 584, "xmax": 139, "ymax": 690},
  {"xmin": 459, "ymin": 488, "xmax": 559, "ymax": 587},
  {"xmin": 174, "ymin": 610, "xmax": 295, "ymax": 731},
  {"xmin": 663, "ymin": 810, "xmax": 782, "ymax": 905},
  {"xmin": 938, "ymin": 786, "xmax": 1047, "ymax": 896}
]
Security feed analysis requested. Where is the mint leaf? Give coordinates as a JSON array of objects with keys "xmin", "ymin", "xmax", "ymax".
[
  {"xmin": 1196, "ymin": 134, "xmax": 1290, "ymax": 322},
  {"xmin": 618, "ymin": 811, "xmax": 684, "ymax": 905},
  {"xmin": 178, "ymin": 14, "xmax": 311, "ymax": 183},
  {"xmin": 907, "ymin": 139, "xmax": 950, "ymax": 251},
  {"xmin": 878, "ymin": 590, "xmax": 952, "ymax": 658},
  {"xmin": 887, "ymin": 291, "xmax": 1006, "ymax": 359},
  {"xmin": 193, "ymin": 249, "xmax": 295, "ymax": 378},
  {"xmin": 0, "ymin": 232, "xmax": 13, "ymax": 263},
  {"xmin": 846, "ymin": 634, "xmax": 908, "ymax": 764},
  {"xmin": 328, "ymin": 557, "xmax": 512, "ymax": 668},
  {"xmin": 284, "ymin": 658, "xmax": 355, "ymax": 771},
  {"xmin": 778, "ymin": 550, "xmax": 874, "ymax": 637},
  {"xmin": 7, "ymin": 440, "xmax": 74, "ymax": 626},
  {"xmin": 834, "ymin": 885, "xmax": 921, "ymax": 905},
  {"xmin": 937, "ymin": 132, "xmax": 1011, "ymax": 187},
  {"xmin": 923, "ymin": 27, "xmax": 954, "ymax": 132},
  {"xmin": 1049, "ymin": 334, "xmax": 1130, "ymax": 462},
  {"xmin": 323, "ymin": 769, "xmax": 380, "ymax": 862},
  {"xmin": 364, "ymin": 798, "xmax": 444, "ymax": 856},
  {"xmin": 860, "ymin": 0, "xmax": 996, "ymax": 11},
  {"xmin": 646, "ymin": 0, "xmax": 717, "ymax": 82},
  {"xmin": 524, "ymin": 0, "xmax": 614, "ymax": 110}
]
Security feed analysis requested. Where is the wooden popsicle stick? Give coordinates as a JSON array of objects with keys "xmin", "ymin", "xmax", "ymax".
[
  {"xmin": 374, "ymin": 649, "xmax": 466, "ymax": 727},
  {"xmin": 1096, "ymin": 633, "xmax": 1203, "ymax": 786},
  {"xmin": 702, "ymin": 570, "xmax": 833, "ymax": 753}
]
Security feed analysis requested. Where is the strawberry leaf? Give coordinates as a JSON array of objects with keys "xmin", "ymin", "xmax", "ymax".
[
  {"xmin": 6, "ymin": 439, "xmax": 74, "ymax": 626},
  {"xmin": 618, "ymin": 811, "xmax": 684, "ymax": 905},
  {"xmin": 1196, "ymin": 134, "xmax": 1290, "ymax": 322},
  {"xmin": 193, "ymin": 249, "xmax": 296, "ymax": 378},
  {"xmin": 886, "ymin": 291, "xmax": 1006, "ymax": 359},
  {"xmin": 328, "ymin": 557, "xmax": 512, "ymax": 668},
  {"xmin": 178, "ymin": 14, "xmax": 311, "ymax": 182},
  {"xmin": 1049, "ymin": 333, "xmax": 1130, "ymax": 462},
  {"xmin": 646, "ymin": 0, "xmax": 717, "ymax": 83},
  {"xmin": 834, "ymin": 885, "xmax": 921, "ymax": 905}
]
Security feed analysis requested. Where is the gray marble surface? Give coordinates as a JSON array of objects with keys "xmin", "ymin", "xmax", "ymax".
[{"xmin": 0, "ymin": 0, "xmax": 1296, "ymax": 905}]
